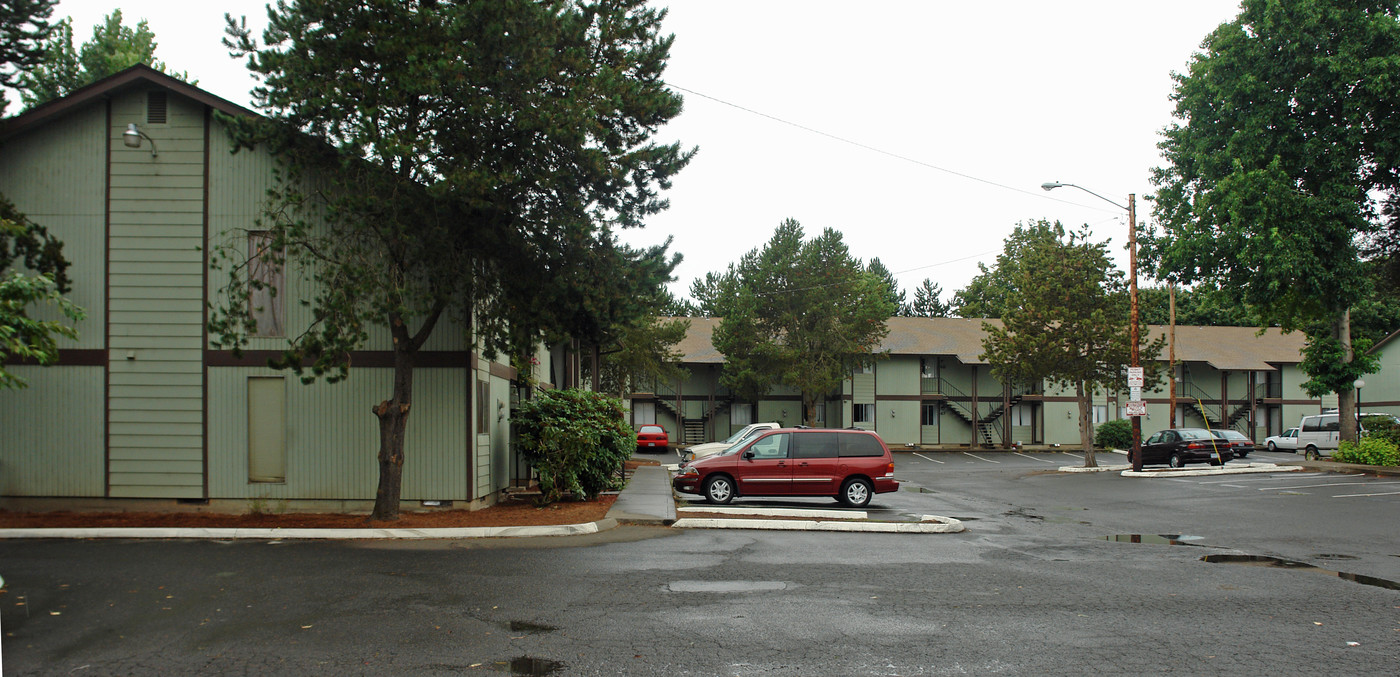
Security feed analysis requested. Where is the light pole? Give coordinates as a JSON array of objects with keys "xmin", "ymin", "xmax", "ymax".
[
  {"xmin": 1041, "ymin": 182, "xmax": 1143, "ymax": 471},
  {"xmin": 1355, "ymin": 378, "xmax": 1365, "ymax": 415}
]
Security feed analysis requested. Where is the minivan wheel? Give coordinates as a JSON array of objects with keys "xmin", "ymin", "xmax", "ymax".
[
  {"xmin": 704, "ymin": 475, "xmax": 734, "ymax": 504},
  {"xmin": 1304, "ymin": 447, "xmax": 1320, "ymax": 461},
  {"xmin": 839, "ymin": 478, "xmax": 873, "ymax": 508},
  {"xmin": 1168, "ymin": 454, "xmax": 1185, "ymax": 468}
]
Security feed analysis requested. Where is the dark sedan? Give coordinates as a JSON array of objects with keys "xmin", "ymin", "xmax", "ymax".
[
  {"xmin": 1140, "ymin": 428, "xmax": 1233, "ymax": 468},
  {"xmin": 1209, "ymin": 429, "xmax": 1255, "ymax": 458}
]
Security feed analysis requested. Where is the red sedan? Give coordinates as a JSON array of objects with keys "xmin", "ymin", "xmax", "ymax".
[{"xmin": 636, "ymin": 424, "xmax": 668, "ymax": 453}]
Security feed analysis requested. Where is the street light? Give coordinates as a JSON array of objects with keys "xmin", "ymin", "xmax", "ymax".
[
  {"xmin": 1355, "ymin": 378, "xmax": 1366, "ymax": 414},
  {"xmin": 1042, "ymin": 181, "xmax": 1144, "ymax": 471}
]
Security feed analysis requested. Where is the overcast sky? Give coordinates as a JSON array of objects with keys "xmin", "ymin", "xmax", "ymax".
[{"xmin": 47, "ymin": 0, "xmax": 1246, "ymax": 303}]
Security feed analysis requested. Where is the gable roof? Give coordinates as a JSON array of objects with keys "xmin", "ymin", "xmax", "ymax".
[
  {"xmin": 675, "ymin": 316, "xmax": 1307, "ymax": 370},
  {"xmin": 1, "ymin": 64, "xmax": 257, "ymax": 141},
  {"xmin": 1369, "ymin": 327, "xmax": 1400, "ymax": 356}
]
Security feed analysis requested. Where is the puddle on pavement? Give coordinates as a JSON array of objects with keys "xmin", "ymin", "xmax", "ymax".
[
  {"xmin": 503, "ymin": 656, "xmax": 565, "ymax": 676},
  {"xmin": 668, "ymin": 580, "xmax": 789, "ymax": 593},
  {"xmin": 1201, "ymin": 554, "xmax": 1400, "ymax": 591},
  {"xmin": 507, "ymin": 620, "xmax": 556, "ymax": 634},
  {"xmin": 1105, "ymin": 534, "xmax": 1204, "ymax": 546}
]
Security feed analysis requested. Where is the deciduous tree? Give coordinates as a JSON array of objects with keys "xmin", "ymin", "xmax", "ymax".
[
  {"xmin": 952, "ymin": 262, "xmax": 1014, "ymax": 319},
  {"xmin": 1148, "ymin": 0, "xmax": 1400, "ymax": 443},
  {"xmin": 18, "ymin": 9, "xmax": 190, "ymax": 108},
  {"xmin": 212, "ymin": 0, "xmax": 691, "ymax": 520},
  {"xmin": 693, "ymin": 219, "xmax": 894, "ymax": 424},
  {"xmin": 979, "ymin": 220, "xmax": 1163, "ymax": 466}
]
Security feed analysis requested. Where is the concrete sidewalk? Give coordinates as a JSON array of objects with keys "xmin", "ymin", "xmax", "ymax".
[{"xmin": 603, "ymin": 464, "xmax": 677, "ymax": 525}]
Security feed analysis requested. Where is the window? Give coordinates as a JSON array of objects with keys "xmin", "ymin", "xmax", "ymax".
[
  {"xmin": 731, "ymin": 403, "xmax": 754, "ymax": 426},
  {"xmin": 476, "ymin": 381, "xmax": 491, "ymax": 434},
  {"xmin": 633, "ymin": 401, "xmax": 656, "ymax": 425},
  {"xmin": 1092, "ymin": 405, "xmax": 1108, "ymax": 425},
  {"xmin": 746, "ymin": 433, "xmax": 789, "ymax": 459},
  {"xmin": 248, "ymin": 232, "xmax": 285, "ymax": 337},
  {"xmin": 838, "ymin": 432, "xmax": 885, "ymax": 457},
  {"xmin": 247, "ymin": 377, "xmax": 286, "ymax": 483},
  {"xmin": 853, "ymin": 403, "xmax": 874, "ymax": 424},
  {"xmin": 1010, "ymin": 405, "xmax": 1032, "ymax": 427},
  {"xmin": 813, "ymin": 402, "xmax": 826, "ymax": 425},
  {"xmin": 853, "ymin": 363, "xmax": 873, "ymax": 375},
  {"xmin": 792, "ymin": 432, "xmax": 839, "ymax": 459},
  {"xmin": 921, "ymin": 402, "xmax": 939, "ymax": 426}
]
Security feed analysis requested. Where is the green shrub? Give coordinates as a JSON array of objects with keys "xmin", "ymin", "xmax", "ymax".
[
  {"xmin": 1334, "ymin": 436, "xmax": 1400, "ymax": 467},
  {"xmin": 512, "ymin": 388, "xmax": 633, "ymax": 504},
  {"xmin": 1361, "ymin": 416, "xmax": 1400, "ymax": 448},
  {"xmin": 1094, "ymin": 419, "xmax": 1134, "ymax": 450}
]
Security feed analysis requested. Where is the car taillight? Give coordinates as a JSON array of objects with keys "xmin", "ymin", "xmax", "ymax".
[{"xmin": 1186, "ymin": 443, "xmax": 1202, "ymax": 450}]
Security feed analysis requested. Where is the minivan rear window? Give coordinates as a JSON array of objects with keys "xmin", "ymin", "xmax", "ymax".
[{"xmin": 838, "ymin": 433, "xmax": 884, "ymax": 457}]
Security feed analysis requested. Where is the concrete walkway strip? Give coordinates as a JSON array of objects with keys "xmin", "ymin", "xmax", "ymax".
[
  {"xmin": 672, "ymin": 515, "xmax": 965, "ymax": 534},
  {"xmin": 0, "ymin": 522, "xmax": 607, "ymax": 540}
]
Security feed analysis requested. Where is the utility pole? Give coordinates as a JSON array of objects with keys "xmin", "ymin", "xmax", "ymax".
[
  {"xmin": 1168, "ymin": 281, "xmax": 1177, "ymax": 426},
  {"xmin": 1128, "ymin": 194, "xmax": 1143, "ymax": 473}
]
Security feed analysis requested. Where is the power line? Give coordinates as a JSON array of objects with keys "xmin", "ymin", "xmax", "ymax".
[{"xmin": 665, "ymin": 82, "xmax": 1122, "ymax": 216}]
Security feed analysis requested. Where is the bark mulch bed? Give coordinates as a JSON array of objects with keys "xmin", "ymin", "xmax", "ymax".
[{"xmin": 0, "ymin": 459, "xmax": 661, "ymax": 530}]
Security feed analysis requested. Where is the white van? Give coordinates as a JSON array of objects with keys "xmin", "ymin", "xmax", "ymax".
[{"xmin": 1297, "ymin": 412, "xmax": 1400, "ymax": 460}]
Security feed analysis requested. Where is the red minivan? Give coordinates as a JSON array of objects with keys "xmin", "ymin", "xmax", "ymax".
[{"xmin": 671, "ymin": 428, "xmax": 897, "ymax": 507}]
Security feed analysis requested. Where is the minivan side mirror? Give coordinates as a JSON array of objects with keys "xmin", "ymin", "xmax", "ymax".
[{"xmin": 742, "ymin": 451, "xmax": 755, "ymax": 460}]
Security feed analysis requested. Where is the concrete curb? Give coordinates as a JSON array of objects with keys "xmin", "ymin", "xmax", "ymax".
[
  {"xmin": 1059, "ymin": 463, "xmax": 1132, "ymax": 473},
  {"xmin": 0, "ymin": 519, "xmax": 614, "ymax": 540},
  {"xmin": 680, "ymin": 506, "xmax": 864, "ymax": 519},
  {"xmin": 1119, "ymin": 462, "xmax": 1305, "ymax": 478},
  {"xmin": 672, "ymin": 515, "xmax": 965, "ymax": 533}
]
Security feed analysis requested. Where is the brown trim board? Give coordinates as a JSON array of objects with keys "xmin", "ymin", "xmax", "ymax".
[{"xmin": 205, "ymin": 350, "xmax": 474, "ymax": 369}]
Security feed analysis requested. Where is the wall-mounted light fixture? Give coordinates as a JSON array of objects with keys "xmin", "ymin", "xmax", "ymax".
[{"xmin": 122, "ymin": 123, "xmax": 158, "ymax": 157}]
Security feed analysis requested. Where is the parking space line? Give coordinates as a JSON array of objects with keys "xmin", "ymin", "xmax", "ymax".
[
  {"xmin": 1333, "ymin": 490, "xmax": 1400, "ymax": 498},
  {"xmin": 913, "ymin": 452, "xmax": 945, "ymax": 464},
  {"xmin": 1014, "ymin": 452, "xmax": 1056, "ymax": 463},
  {"xmin": 1061, "ymin": 452, "xmax": 1084, "ymax": 460},
  {"xmin": 1260, "ymin": 481, "xmax": 1400, "ymax": 491},
  {"xmin": 962, "ymin": 452, "xmax": 1000, "ymax": 463},
  {"xmin": 1196, "ymin": 473, "xmax": 1341, "ymax": 484}
]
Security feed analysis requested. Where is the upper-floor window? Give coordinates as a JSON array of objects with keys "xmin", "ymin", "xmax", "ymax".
[{"xmin": 248, "ymin": 232, "xmax": 285, "ymax": 337}]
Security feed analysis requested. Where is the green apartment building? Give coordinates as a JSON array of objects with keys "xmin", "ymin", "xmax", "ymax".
[
  {"xmin": 634, "ymin": 316, "xmax": 1400, "ymax": 449},
  {"xmin": 0, "ymin": 66, "xmax": 521, "ymax": 508}
]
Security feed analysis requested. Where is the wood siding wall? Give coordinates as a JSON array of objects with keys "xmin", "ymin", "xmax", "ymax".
[
  {"xmin": 0, "ymin": 366, "xmax": 105, "ymax": 495},
  {"xmin": 105, "ymin": 90, "xmax": 205, "ymax": 498},
  {"xmin": 207, "ymin": 367, "xmax": 470, "ymax": 500},
  {"xmin": 0, "ymin": 103, "xmax": 107, "ymax": 494}
]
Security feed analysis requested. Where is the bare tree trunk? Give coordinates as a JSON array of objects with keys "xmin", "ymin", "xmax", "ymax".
[
  {"xmin": 369, "ymin": 305, "xmax": 444, "ymax": 522},
  {"xmin": 1337, "ymin": 308, "xmax": 1359, "ymax": 444},
  {"xmin": 371, "ymin": 343, "xmax": 415, "ymax": 521},
  {"xmin": 1078, "ymin": 381, "xmax": 1097, "ymax": 467}
]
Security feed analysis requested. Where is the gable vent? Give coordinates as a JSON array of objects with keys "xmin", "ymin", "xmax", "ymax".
[{"xmin": 146, "ymin": 91, "xmax": 167, "ymax": 124}]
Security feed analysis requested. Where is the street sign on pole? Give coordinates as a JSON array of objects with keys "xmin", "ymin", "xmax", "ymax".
[
  {"xmin": 1127, "ymin": 366, "xmax": 1144, "ymax": 388},
  {"xmin": 1125, "ymin": 400, "xmax": 1147, "ymax": 417}
]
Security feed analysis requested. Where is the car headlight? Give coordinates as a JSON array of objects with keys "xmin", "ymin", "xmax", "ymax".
[{"xmin": 677, "ymin": 466, "xmax": 698, "ymax": 478}]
